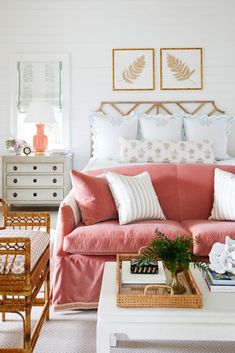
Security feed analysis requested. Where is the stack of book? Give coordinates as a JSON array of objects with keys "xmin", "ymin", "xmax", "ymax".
[
  {"xmin": 204, "ymin": 269, "xmax": 235, "ymax": 292},
  {"xmin": 48, "ymin": 149, "xmax": 69, "ymax": 156}
]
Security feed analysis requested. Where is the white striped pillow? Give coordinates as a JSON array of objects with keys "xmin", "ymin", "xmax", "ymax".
[
  {"xmin": 105, "ymin": 171, "xmax": 165, "ymax": 225},
  {"xmin": 210, "ymin": 168, "xmax": 235, "ymax": 221}
]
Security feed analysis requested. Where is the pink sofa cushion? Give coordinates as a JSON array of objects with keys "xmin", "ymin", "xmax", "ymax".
[
  {"xmin": 71, "ymin": 170, "xmax": 117, "ymax": 225},
  {"xmin": 182, "ymin": 219, "xmax": 235, "ymax": 256},
  {"xmin": 63, "ymin": 219, "xmax": 189, "ymax": 255}
]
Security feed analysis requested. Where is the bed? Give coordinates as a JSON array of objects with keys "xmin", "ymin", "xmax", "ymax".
[
  {"xmin": 83, "ymin": 156, "xmax": 235, "ymax": 171},
  {"xmin": 84, "ymin": 99, "xmax": 235, "ymax": 171}
]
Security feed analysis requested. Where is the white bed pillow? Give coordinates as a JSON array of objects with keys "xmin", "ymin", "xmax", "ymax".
[
  {"xmin": 184, "ymin": 115, "xmax": 234, "ymax": 160},
  {"xmin": 210, "ymin": 168, "xmax": 235, "ymax": 221},
  {"xmin": 139, "ymin": 114, "xmax": 184, "ymax": 140},
  {"xmin": 105, "ymin": 170, "xmax": 165, "ymax": 225},
  {"xmin": 90, "ymin": 111, "xmax": 138, "ymax": 159},
  {"xmin": 119, "ymin": 138, "xmax": 215, "ymax": 164}
]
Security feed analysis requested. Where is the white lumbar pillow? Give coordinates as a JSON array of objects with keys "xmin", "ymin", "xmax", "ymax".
[
  {"xmin": 105, "ymin": 170, "xmax": 165, "ymax": 225},
  {"xmin": 210, "ymin": 168, "xmax": 235, "ymax": 221}
]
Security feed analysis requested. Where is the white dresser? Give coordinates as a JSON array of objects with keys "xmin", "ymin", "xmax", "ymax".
[{"xmin": 2, "ymin": 153, "xmax": 73, "ymax": 206}]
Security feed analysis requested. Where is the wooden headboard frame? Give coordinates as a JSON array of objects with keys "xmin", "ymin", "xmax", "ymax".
[{"xmin": 97, "ymin": 100, "xmax": 225, "ymax": 116}]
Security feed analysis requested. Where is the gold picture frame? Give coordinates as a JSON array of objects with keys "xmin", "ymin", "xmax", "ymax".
[
  {"xmin": 160, "ymin": 48, "xmax": 203, "ymax": 90},
  {"xmin": 112, "ymin": 48, "xmax": 155, "ymax": 91}
]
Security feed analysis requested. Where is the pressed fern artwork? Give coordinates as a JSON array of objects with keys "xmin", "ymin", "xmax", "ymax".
[
  {"xmin": 167, "ymin": 53, "xmax": 195, "ymax": 82},
  {"xmin": 112, "ymin": 48, "xmax": 155, "ymax": 90},
  {"xmin": 122, "ymin": 55, "xmax": 146, "ymax": 84},
  {"xmin": 160, "ymin": 48, "xmax": 202, "ymax": 90}
]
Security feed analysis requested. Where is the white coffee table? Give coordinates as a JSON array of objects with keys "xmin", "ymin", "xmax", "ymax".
[{"xmin": 97, "ymin": 262, "xmax": 235, "ymax": 353}]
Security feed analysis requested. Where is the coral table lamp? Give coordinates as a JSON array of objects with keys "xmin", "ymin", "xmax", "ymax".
[{"xmin": 25, "ymin": 102, "xmax": 55, "ymax": 154}]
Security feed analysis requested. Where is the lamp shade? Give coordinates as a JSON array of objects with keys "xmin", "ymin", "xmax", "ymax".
[{"xmin": 25, "ymin": 102, "xmax": 55, "ymax": 123}]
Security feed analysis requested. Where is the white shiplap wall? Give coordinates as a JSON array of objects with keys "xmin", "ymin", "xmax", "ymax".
[{"xmin": 0, "ymin": 0, "xmax": 235, "ymax": 195}]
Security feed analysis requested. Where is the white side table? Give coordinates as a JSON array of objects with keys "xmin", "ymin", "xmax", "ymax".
[
  {"xmin": 1, "ymin": 153, "xmax": 73, "ymax": 206},
  {"xmin": 97, "ymin": 262, "xmax": 235, "ymax": 353}
]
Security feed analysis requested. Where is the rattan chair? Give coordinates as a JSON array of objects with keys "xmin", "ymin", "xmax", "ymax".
[{"xmin": 0, "ymin": 199, "xmax": 50, "ymax": 353}]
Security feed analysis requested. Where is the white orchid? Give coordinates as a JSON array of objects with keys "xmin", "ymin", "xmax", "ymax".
[{"xmin": 209, "ymin": 236, "xmax": 235, "ymax": 275}]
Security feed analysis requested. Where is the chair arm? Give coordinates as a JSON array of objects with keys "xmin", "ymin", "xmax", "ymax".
[{"xmin": 0, "ymin": 198, "xmax": 50, "ymax": 233}]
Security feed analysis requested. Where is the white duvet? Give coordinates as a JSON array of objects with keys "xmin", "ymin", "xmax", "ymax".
[{"xmin": 82, "ymin": 157, "xmax": 235, "ymax": 172}]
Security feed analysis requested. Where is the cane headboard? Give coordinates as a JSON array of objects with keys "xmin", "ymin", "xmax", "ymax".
[{"xmin": 97, "ymin": 100, "xmax": 225, "ymax": 116}]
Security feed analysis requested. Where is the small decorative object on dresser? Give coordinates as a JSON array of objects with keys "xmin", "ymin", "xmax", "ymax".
[
  {"xmin": 23, "ymin": 145, "xmax": 32, "ymax": 155},
  {"xmin": 5, "ymin": 138, "xmax": 27, "ymax": 154},
  {"xmin": 1, "ymin": 153, "xmax": 73, "ymax": 207}
]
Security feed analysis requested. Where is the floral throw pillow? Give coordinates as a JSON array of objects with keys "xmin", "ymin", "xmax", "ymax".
[{"xmin": 119, "ymin": 138, "xmax": 215, "ymax": 164}]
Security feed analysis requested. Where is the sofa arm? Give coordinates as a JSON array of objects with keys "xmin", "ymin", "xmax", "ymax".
[
  {"xmin": 55, "ymin": 190, "xmax": 81, "ymax": 256},
  {"xmin": 61, "ymin": 190, "xmax": 81, "ymax": 226}
]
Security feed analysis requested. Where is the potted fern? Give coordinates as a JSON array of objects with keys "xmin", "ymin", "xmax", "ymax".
[{"xmin": 139, "ymin": 230, "xmax": 206, "ymax": 294}]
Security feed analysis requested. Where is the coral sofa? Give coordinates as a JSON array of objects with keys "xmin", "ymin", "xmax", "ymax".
[{"xmin": 52, "ymin": 163, "xmax": 235, "ymax": 311}]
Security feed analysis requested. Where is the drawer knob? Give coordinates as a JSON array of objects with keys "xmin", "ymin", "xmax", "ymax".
[
  {"xmin": 53, "ymin": 178, "xmax": 57, "ymax": 183},
  {"xmin": 33, "ymin": 178, "xmax": 37, "ymax": 183},
  {"xmin": 33, "ymin": 166, "xmax": 37, "ymax": 170},
  {"xmin": 13, "ymin": 178, "xmax": 18, "ymax": 184},
  {"xmin": 53, "ymin": 192, "xmax": 57, "ymax": 197},
  {"xmin": 13, "ymin": 192, "xmax": 18, "ymax": 198},
  {"xmin": 13, "ymin": 166, "xmax": 18, "ymax": 171},
  {"xmin": 33, "ymin": 192, "xmax": 37, "ymax": 197},
  {"xmin": 53, "ymin": 165, "xmax": 57, "ymax": 171}
]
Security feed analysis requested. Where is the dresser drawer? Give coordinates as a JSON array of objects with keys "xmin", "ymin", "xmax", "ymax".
[
  {"xmin": 7, "ymin": 175, "xmax": 64, "ymax": 187},
  {"xmin": 7, "ymin": 163, "xmax": 64, "ymax": 173},
  {"xmin": 7, "ymin": 188, "xmax": 64, "ymax": 201}
]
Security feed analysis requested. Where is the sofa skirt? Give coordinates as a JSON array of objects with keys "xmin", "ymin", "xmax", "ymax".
[{"xmin": 51, "ymin": 253, "xmax": 115, "ymax": 311}]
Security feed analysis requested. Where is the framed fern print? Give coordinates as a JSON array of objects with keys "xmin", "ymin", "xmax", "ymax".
[
  {"xmin": 160, "ymin": 48, "xmax": 203, "ymax": 90},
  {"xmin": 112, "ymin": 48, "xmax": 155, "ymax": 91}
]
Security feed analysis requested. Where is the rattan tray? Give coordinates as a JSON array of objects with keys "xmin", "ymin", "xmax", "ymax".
[{"xmin": 116, "ymin": 254, "xmax": 203, "ymax": 308}]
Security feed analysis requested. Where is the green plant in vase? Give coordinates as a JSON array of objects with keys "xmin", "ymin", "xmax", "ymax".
[{"xmin": 139, "ymin": 230, "xmax": 207, "ymax": 294}]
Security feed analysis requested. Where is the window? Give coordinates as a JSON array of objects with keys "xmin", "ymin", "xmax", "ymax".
[{"xmin": 10, "ymin": 53, "xmax": 69, "ymax": 150}]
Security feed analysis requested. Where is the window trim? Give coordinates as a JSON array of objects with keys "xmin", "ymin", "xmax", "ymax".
[{"xmin": 10, "ymin": 52, "xmax": 70, "ymax": 149}]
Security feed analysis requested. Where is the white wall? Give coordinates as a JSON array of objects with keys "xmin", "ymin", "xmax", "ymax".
[{"xmin": 0, "ymin": 0, "xmax": 235, "ymax": 190}]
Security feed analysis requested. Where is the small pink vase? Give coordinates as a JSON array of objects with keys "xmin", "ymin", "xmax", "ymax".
[{"xmin": 33, "ymin": 123, "xmax": 48, "ymax": 153}]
